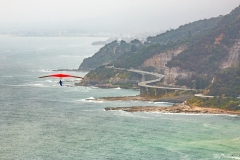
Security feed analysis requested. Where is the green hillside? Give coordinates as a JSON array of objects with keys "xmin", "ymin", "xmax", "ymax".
[
  {"xmin": 167, "ymin": 5, "xmax": 240, "ymax": 89},
  {"xmin": 147, "ymin": 17, "xmax": 222, "ymax": 44},
  {"xmin": 208, "ymin": 61, "xmax": 240, "ymax": 97},
  {"xmin": 111, "ymin": 41, "xmax": 184, "ymax": 69},
  {"xmin": 78, "ymin": 17, "xmax": 222, "ymax": 71},
  {"xmin": 78, "ymin": 40, "xmax": 143, "ymax": 70},
  {"xmin": 81, "ymin": 5, "xmax": 240, "ymax": 100}
]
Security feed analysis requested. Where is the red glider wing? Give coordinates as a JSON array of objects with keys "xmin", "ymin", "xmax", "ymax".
[{"xmin": 39, "ymin": 73, "xmax": 83, "ymax": 79}]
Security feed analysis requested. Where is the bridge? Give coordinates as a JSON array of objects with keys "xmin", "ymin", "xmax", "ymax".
[{"xmin": 112, "ymin": 67, "xmax": 195, "ymax": 96}]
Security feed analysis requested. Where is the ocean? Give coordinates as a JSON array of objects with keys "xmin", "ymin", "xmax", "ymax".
[{"xmin": 0, "ymin": 36, "xmax": 240, "ymax": 160}]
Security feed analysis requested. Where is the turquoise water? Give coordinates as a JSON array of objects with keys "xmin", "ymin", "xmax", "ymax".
[{"xmin": 0, "ymin": 36, "xmax": 240, "ymax": 160}]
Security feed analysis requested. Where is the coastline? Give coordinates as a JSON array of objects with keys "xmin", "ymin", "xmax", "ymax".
[
  {"xmin": 105, "ymin": 104, "xmax": 240, "ymax": 115},
  {"xmin": 95, "ymin": 95, "xmax": 240, "ymax": 116},
  {"xmin": 96, "ymin": 95, "xmax": 158, "ymax": 101}
]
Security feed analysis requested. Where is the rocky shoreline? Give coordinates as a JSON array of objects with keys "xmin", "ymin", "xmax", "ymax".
[
  {"xmin": 105, "ymin": 104, "xmax": 240, "ymax": 115},
  {"xmin": 96, "ymin": 95, "xmax": 192, "ymax": 103},
  {"xmin": 96, "ymin": 95, "xmax": 158, "ymax": 101},
  {"xmin": 95, "ymin": 95, "xmax": 240, "ymax": 116}
]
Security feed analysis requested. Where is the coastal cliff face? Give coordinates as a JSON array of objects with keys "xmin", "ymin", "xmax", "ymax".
[
  {"xmin": 221, "ymin": 39, "xmax": 240, "ymax": 69},
  {"xmin": 140, "ymin": 46, "xmax": 193, "ymax": 85},
  {"xmin": 164, "ymin": 67, "xmax": 193, "ymax": 85},
  {"xmin": 141, "ymin": 46, "xmax": 185, "ymax": 72}
]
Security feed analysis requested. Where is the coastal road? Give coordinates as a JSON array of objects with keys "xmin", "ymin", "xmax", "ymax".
[{"xmin": 113, "ymin": 67, "xmax": 194, "ymax": 91}]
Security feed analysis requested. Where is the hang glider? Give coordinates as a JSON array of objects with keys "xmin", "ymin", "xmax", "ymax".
[
  {"xmin": 39, "ymin": 73, "xmax": 83, "ymax": 79},
  {"xmin": 39, "ymin": 73, "xmax": 84, "ymax": 86}
]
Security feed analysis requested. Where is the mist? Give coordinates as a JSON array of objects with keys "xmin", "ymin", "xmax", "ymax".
[{"xmin": 0, "ymin": 0, "xmax": 239, "ymax": 34}]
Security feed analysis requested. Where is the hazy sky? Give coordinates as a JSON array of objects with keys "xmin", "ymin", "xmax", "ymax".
[{"xmin": 0, "ymin": 0, "xmax": 240, "ymax": 33}]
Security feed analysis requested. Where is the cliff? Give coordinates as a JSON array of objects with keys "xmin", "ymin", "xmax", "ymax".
[{"xmin": 140, "ymin": 46, "xmax": 185, "ymax": 72}]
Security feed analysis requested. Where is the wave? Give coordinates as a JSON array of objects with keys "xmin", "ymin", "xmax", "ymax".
[
  {"xmin": 32, "ymin": 69, "xmax": 52, "ymax": 73},
  {"xmin": 203, "ymin": 123, "xmax": 211, "ymax": 127},
  {"xmin": 45, "ymin": 79, "xmax": 58, "ymax": 83},
  {"xmin": 2, "ymin": 83, "xmax": 58, "ymax": 88},
  {"xmin": 148, "ymin": 101, "xmax": 173, "ymax": 104},
  {"xmin": 85, "ymin": 97, "xmax": 95, "ymax": 100},
  {"xmin": 85, "ymin": 100, "xmax": 104, "ymax": 103},
  {"xmin": 88, "ymin": 86, "xmax": 99, "ymax": 89},
  {"xmin": 112, "ymin": 110, "xmax": 151, "ymax": 119},
  {"xmin": 74, "ymin": 98, "xmax": 104, "ymax": 103}
]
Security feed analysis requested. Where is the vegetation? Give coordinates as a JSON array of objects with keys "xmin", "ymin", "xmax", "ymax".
[
  {"xmin": 79, "ymin": 16, "xmax": 224, "ymax": 71},
  {"xmin": 166, "ymin": 5, "xmax": 240, "ymax": 89},
  {"xmin": 112, "ymin": 41, "xmax": 184, "ymax": 69},
  {"xmin": 147, "ymin": 16, "xmax": 222, "ymax": 44},
  {"xmin": 79, "ymin": 40, "xmax": 143, "ymax": 70},
  {"xmin": 187, "ymin": 97, "xmax": 240, "ymax": 111},
  {"xmin": 79, "ymin": 5, "xmax": 240, "ymax": 108},
  {"xmin": 208, "ymin": 60, "xmax": 240, "ymax": 97},
  {"xmin": 81, "ymin": 66, "xmax": 142, "ymax": 87}
]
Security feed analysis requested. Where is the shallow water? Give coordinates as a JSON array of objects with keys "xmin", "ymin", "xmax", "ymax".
[{"xmin": 0, "ymin": 36, "xmax": 240, "ymax": 160}]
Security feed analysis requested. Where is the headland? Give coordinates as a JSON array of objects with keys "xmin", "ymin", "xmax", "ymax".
[{"xmin": 96, "ymin": 95, "xmax": 240, "ymax": 116}]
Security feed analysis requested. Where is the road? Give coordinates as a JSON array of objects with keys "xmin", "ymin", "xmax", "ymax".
[{"xmin": 113, "ymin": 67, "xmax": 194, "ymax": 90}]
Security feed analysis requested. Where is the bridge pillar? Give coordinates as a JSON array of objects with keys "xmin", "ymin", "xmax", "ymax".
[
  {"xmin": 140, "ymin": 87, "xmax": 143, "ymax": 95},
  {"xmin": 154, "ymin": 88, "xmax": 158, "ymax": 96},
  {"xmin": 146, "ymin": 87, "xmax": 149, "ymax": 95},
  {"xmin": 165, "ymin": 89, "xmax": 168, "ymax": 94},
  {"xmin": 140, "ymin": 87, "xmax": 147, "ymax": 95},
  {"xmin": 141, "ymin": 74, "xmax": 146, "ymax": 82}
]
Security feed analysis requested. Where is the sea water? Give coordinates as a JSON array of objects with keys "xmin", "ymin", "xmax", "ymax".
[{"xmin": 0, "ymin": 36, "xmax": 240, "ymax": 160}]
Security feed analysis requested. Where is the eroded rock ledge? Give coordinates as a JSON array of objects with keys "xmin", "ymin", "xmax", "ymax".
[{"xmin": 105, "ymin": 104, "xmax": 240, "ymax": 115}]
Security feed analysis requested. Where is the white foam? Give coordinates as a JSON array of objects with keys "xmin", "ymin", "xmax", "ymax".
[
  {"xmin": 233, "ymin": 137, "xmax": 239, "ymax": 141},
  {"xmin": 112, "ymin": 110, "xmax": 150, "ymax": 119},
  {"xmin": 32, "ymin": 83, "xmax": 43, "ymax": 87},
  {"xmin": 89, "ymin": 86, "xmax": 99, "ymax": 89},
  {"xmin": 203, "ymin": 123, "xmax": 211, "ymax": 127},
  {"xmin": 148, "ymin": 101, "xmax": 173, "ymax": 105},
  {"xmin": 39, "ymin": 69, "xmax": 52, "ymax": 73},
  {"xmin": 88, "ymin": 100, "xmax": 104, "ymax": 103},
  {"xmin": 85, "ymin": 97, "xmax": 95, "ymax": 100}
]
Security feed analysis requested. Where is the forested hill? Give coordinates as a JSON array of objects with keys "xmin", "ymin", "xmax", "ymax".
[
  {"xmin": 147, "ymin": 16, "xmax": 222, "ymax": 44},
  {"xmin": 167, "ymin": 5, "xmax": 240, "ymax": 75},
  {"xmin": 80, "ymin": 5, "xmax": 240, "ymax": 99},
  {"xmin": 78, "ymin": 17, "xmax": 222, "ymax": 71},
  {"xmin": 164, "ymin": 5, "xmax": 240, "ymax": 95},
  {"xmin": 208, "ymin": 62, "xmax": 240, "ymax": 98},
  {"xmin": 111, "ymin": 41, "xmax": 184, "ymax": 69},
  {"xmin": 78, "ymin": 39, "xmax": 143, "ymax": 70}
]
